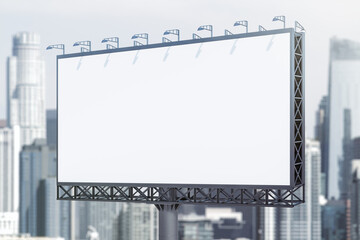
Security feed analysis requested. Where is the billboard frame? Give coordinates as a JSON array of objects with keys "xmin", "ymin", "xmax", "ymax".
[{"xmin": 57, "ymin": 28, "xmax": 305, "ymax": 207}]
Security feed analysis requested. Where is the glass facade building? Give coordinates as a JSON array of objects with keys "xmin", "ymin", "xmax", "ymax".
[{"xmin": 327, "ymin": 37, "xmax": 360, "ymax": 198}]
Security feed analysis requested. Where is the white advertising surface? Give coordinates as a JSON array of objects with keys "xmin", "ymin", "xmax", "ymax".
[{"xmin": 58, "ymin": 32, "xmax": 291, "ymax": 186}]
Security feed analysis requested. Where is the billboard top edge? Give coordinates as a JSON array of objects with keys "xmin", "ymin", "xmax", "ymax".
[
  {"xmin": 57, "ymin": 181, "xmax": 296, "ymax": 189},
  {"xmin": 57, "ymin": 28, "xmax": 294, "ymax": 60}
]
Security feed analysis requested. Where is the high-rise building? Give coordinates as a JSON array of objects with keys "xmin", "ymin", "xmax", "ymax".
[
  {"xmin": 351, "ymin": 159, "xmax": 360, "ymax": 240},
  {"xmin": 327, "ymin": 37, "xmax": 360, "ymax": 198},
  {"xmin": 86, "ymin": 202, "xmax": 121, "ymax": 240},
  {"xmin": 314, "ymin": 96, "xmax": 329, "ymax": 197},
  {"xmin": 339, "ymin": 109, "xmax": 353, "ymax": 199},
  {"xmin": 0, "ymin": 126, "xmax": 20, "ymax": 212},
  {"xmin": 282, "ymin": 139, "xmax": 321, "ymax": 240},
  {"xmin": 37, "ymin": 177, "xmax": 71, "ymax": 240},
  {"xmin": 204, "ymin": 207, "xmax": 246, "ymax": 240},
  {"xmin": 178, "ymin": 213, "xmax": 213, "ymax": 240},
  {"xmin": 46, "ymin": 110, "xmax": 56, "ymax": 146},
  {"xmin": 7, "ymin": 32, "xmax": 46, "ymax": 147},
  {"xmin": 72, "ymin": 201, "xmax": 122, "ymax": 240},
  {"xmin": 353, "ymin": 137, "xmax": 360, "ymax": 159},
  {"xmin": 0, "ymin": 126, "xmax": 20, "ymax": 236},
  {"xmin": 262, "ymin": 139, "xmax": 321, "ymax": 240},
  {"xmin": 74, "ymin": 202, "xmax": 89, "ymax": 240},
  {"xmin": 258, "ymin": 207, "xmax": 278, "ymax": 240},
  {"xmin": 181, "ymin": 205, "xmax": 253, "ymax": 239},
  {"xmin": 350, "ymin": 143, "xmax": 360, "ymax": 239},
  {"xmin": 119, "ymin": 203, "xmax": 158, "ymax": 240},
  {"xmin": 322, "ymin": 199, "xmax": 347, "ymax": 240},
  {"xmin": 19, "ymin": 139, "xmax": 68, "ymax": 238}
]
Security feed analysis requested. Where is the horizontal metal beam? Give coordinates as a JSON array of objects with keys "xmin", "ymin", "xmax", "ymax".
[{"xmin": 57, "ymin": 184, "xmax": 304, "ymax": 207}]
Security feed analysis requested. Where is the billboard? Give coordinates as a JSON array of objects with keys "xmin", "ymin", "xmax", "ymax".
[{"xmin": 57, "ymin": 28, "xmax": 305, "ymax": 206}]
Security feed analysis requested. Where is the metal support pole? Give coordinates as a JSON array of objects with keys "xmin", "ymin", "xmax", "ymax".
[
  {"xmin": 70, "ymin": 201, "xmax": 75, "ymax": 240},
  {"xmin": 156, "ymin": 187, "xmax": 179, "ymax": 240},
  {"xmin": 155, "ymin": 204, "xmax": 179, "ymax": 240}
]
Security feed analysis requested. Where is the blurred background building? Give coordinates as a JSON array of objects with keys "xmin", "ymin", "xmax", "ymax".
[
  {"xmin": 19, "ymin": 139, "xmax": 67, "ymax": 237},
  {"xmin": 46, "ymin": 110, "xmax": 56, "ymax": 146},
  {"xmin": 178, "ymin": 213, "xmax": 213, "ymax": 240},
  {"xmin": 278, "ymin": 139, "xmax": 321, "ymax": 240},
  {"xmin": 87, "ymin": 202, "xmax": 122, "ymax": 240},
  {"xmin": 119, "ymin": 203, "xmax": 158, "ymax": 240},
  {"xmin": 257, "ymin": 139, "xmax": 321, "ymax": 240},
  {"xmin": 0, "ymin": 126, "xmax": 19, "ymax": 213},
  {"xmin": 7, "ymin": 32, "xmax": 46, "ymax": 147},
  {"xmin": 327, "ymin": 37, "xmax": 360, "ymax": 200},
  {"xmin": 314, "ymin": 96, "xmax": 329, "ymax": 197}
]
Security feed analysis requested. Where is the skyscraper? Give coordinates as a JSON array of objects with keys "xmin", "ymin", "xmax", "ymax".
[
  {"xmin": 73, "ymin": 201, "xmax": 122, "ymax": 240},
  {"xmin": 353, "ymin": 137, "xmax": 360, "ymax": 159},
  {"xmin": 119, "ymin": 203, "xmax": 158, "ymax": 240},
  {"xmin": 351, "ymin": 159, "xmax": 360, "ymax": 240},
  {"xmin": 46, "ymin": 110, "xmax": 56, "ymax": 146},
  {"xmin": 314, "ymin": 96, "xmax": 329, "ymax": 197},
  {"xmin": 73, "ymin": 202, "xmax": 89, "ymax": 240},
  {"xmin": 204, "ymin": 207, "xmax": 246, "ymax": 239},
  {"xmin": 262, "ymin": 139, "xmax": 321, "ymax": 240},
  {"xmin": 327, "ymin": 37, "xmax": 360, "ymax": 198},
  {"xmin": 19, "ymin": 139, "xmax": 68, "ymax": 238},
  {"xmin": 38, "ymin": 177, "xmax": 71, "ymax": 240},
  {"xmin": 322, "ymin": 199, "xmax": 347, "ymax": 240},
  {"xmin": 258, "ymin": 207, "xmax": 278, "ymax": 240},
  {"xmin": 0, "ymin": 125, "xmax": 20, "ymax": 212},
  {"xmin": 87, "ymin": 202, "xmax": 122, "ymax": 240},
  {"xmin": 1, "ymin": 31, "xmax": 46, "ymax": 237},
  {"xmin": 278, "ymin": 139, "xmax": 321, "ymax": 240},
  {"xmin": 178, "ymin": 213, "xmax": 213, "ymax": 240},
  {"xmin": 339, "ymin": 109, "xmax": 353, "ymax": 199},
  {"xmin": 7, "ymin": 32, "xmax": 46, "ymax": 147},
  {"xmin": 350, "ymin": 142, "xmax": 360, "ymax": 239}
]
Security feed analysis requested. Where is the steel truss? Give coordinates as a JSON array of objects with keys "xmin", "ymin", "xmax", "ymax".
[
  {"xmin": 58, "ymin": 185, "xmax": 304, "ymax": 207},
  {"xmin": 58, "ymin": 30, "xmax": 305, "ymax": 207}
]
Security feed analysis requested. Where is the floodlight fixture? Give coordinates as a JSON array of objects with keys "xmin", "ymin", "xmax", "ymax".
[
  {"xmin": 192, "ymin": 33, "xmax": 201, "ymax": 39},
  {"xmin": 224, "ymin": 29, "xmax": 233, "ymax": 36},
  {"xmin": 273, "ymin": 15, "xmax": 286, "ymax": 29},
  {"xmin": 73, "ymin": 41, "xmax": 91, "ymax": 52},
  {"xmin": 163, "ymin": 29, "xmax": 180, "ymax": 41},
  {"xmin": 258, "ymin": 25, "xmax": 267, "ymax": 31},
  {"xmin": 102, "ymin": 37, "xmax": 119, "ymax": 48},
  {"xmin": 162, "ymin": 37, "xmax": 171, "ymax": 43},
  {"xmin": 46, "ymin": 44, "xmax": 65, "ymax": 55},
  {"xmin": 131, "ymin": 33, "xmax": 149, "ymax": 45},
  {"xmin": 295, "ymin": 21, "xmax": 305, "ymax": 32},
  {"xmin": 234, "ymin": 20, "xmax": 248, "ymax": 33},
  {"xmin": 197, "ymin": 25, "xmax": 213, "ymax": 38}
]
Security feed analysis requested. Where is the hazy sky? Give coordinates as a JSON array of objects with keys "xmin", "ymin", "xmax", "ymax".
[{"xmin": 0, "ymin": 0, "xmax": 360, "ymax": 138}]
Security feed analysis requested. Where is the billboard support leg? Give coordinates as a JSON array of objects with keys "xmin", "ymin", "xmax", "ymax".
[{"xmin": 155, "ymin": 204, "xmax": 179, "ymax": 240}]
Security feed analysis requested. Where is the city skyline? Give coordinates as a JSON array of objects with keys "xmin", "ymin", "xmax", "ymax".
[
  {"xmin": 0, "ymin": 0, "xmax": 360, "ymax": 139},
  {"xmin": 0, "ymin": 1, "xmax": 360, "ymax": 239},
  {"xmin": 0, "ymin": 33, "xmax": 355, "ymax": 240}
]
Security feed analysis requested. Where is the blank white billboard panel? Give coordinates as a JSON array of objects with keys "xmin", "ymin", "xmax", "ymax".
[{"xmin": 58, "ymin": 32, "xmax": 291, "ymax": 186}]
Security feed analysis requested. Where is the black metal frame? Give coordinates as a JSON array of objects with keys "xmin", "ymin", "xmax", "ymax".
[{"xmin": 57, "ymin": 28, "xmax": 305, "ymax": 207}]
